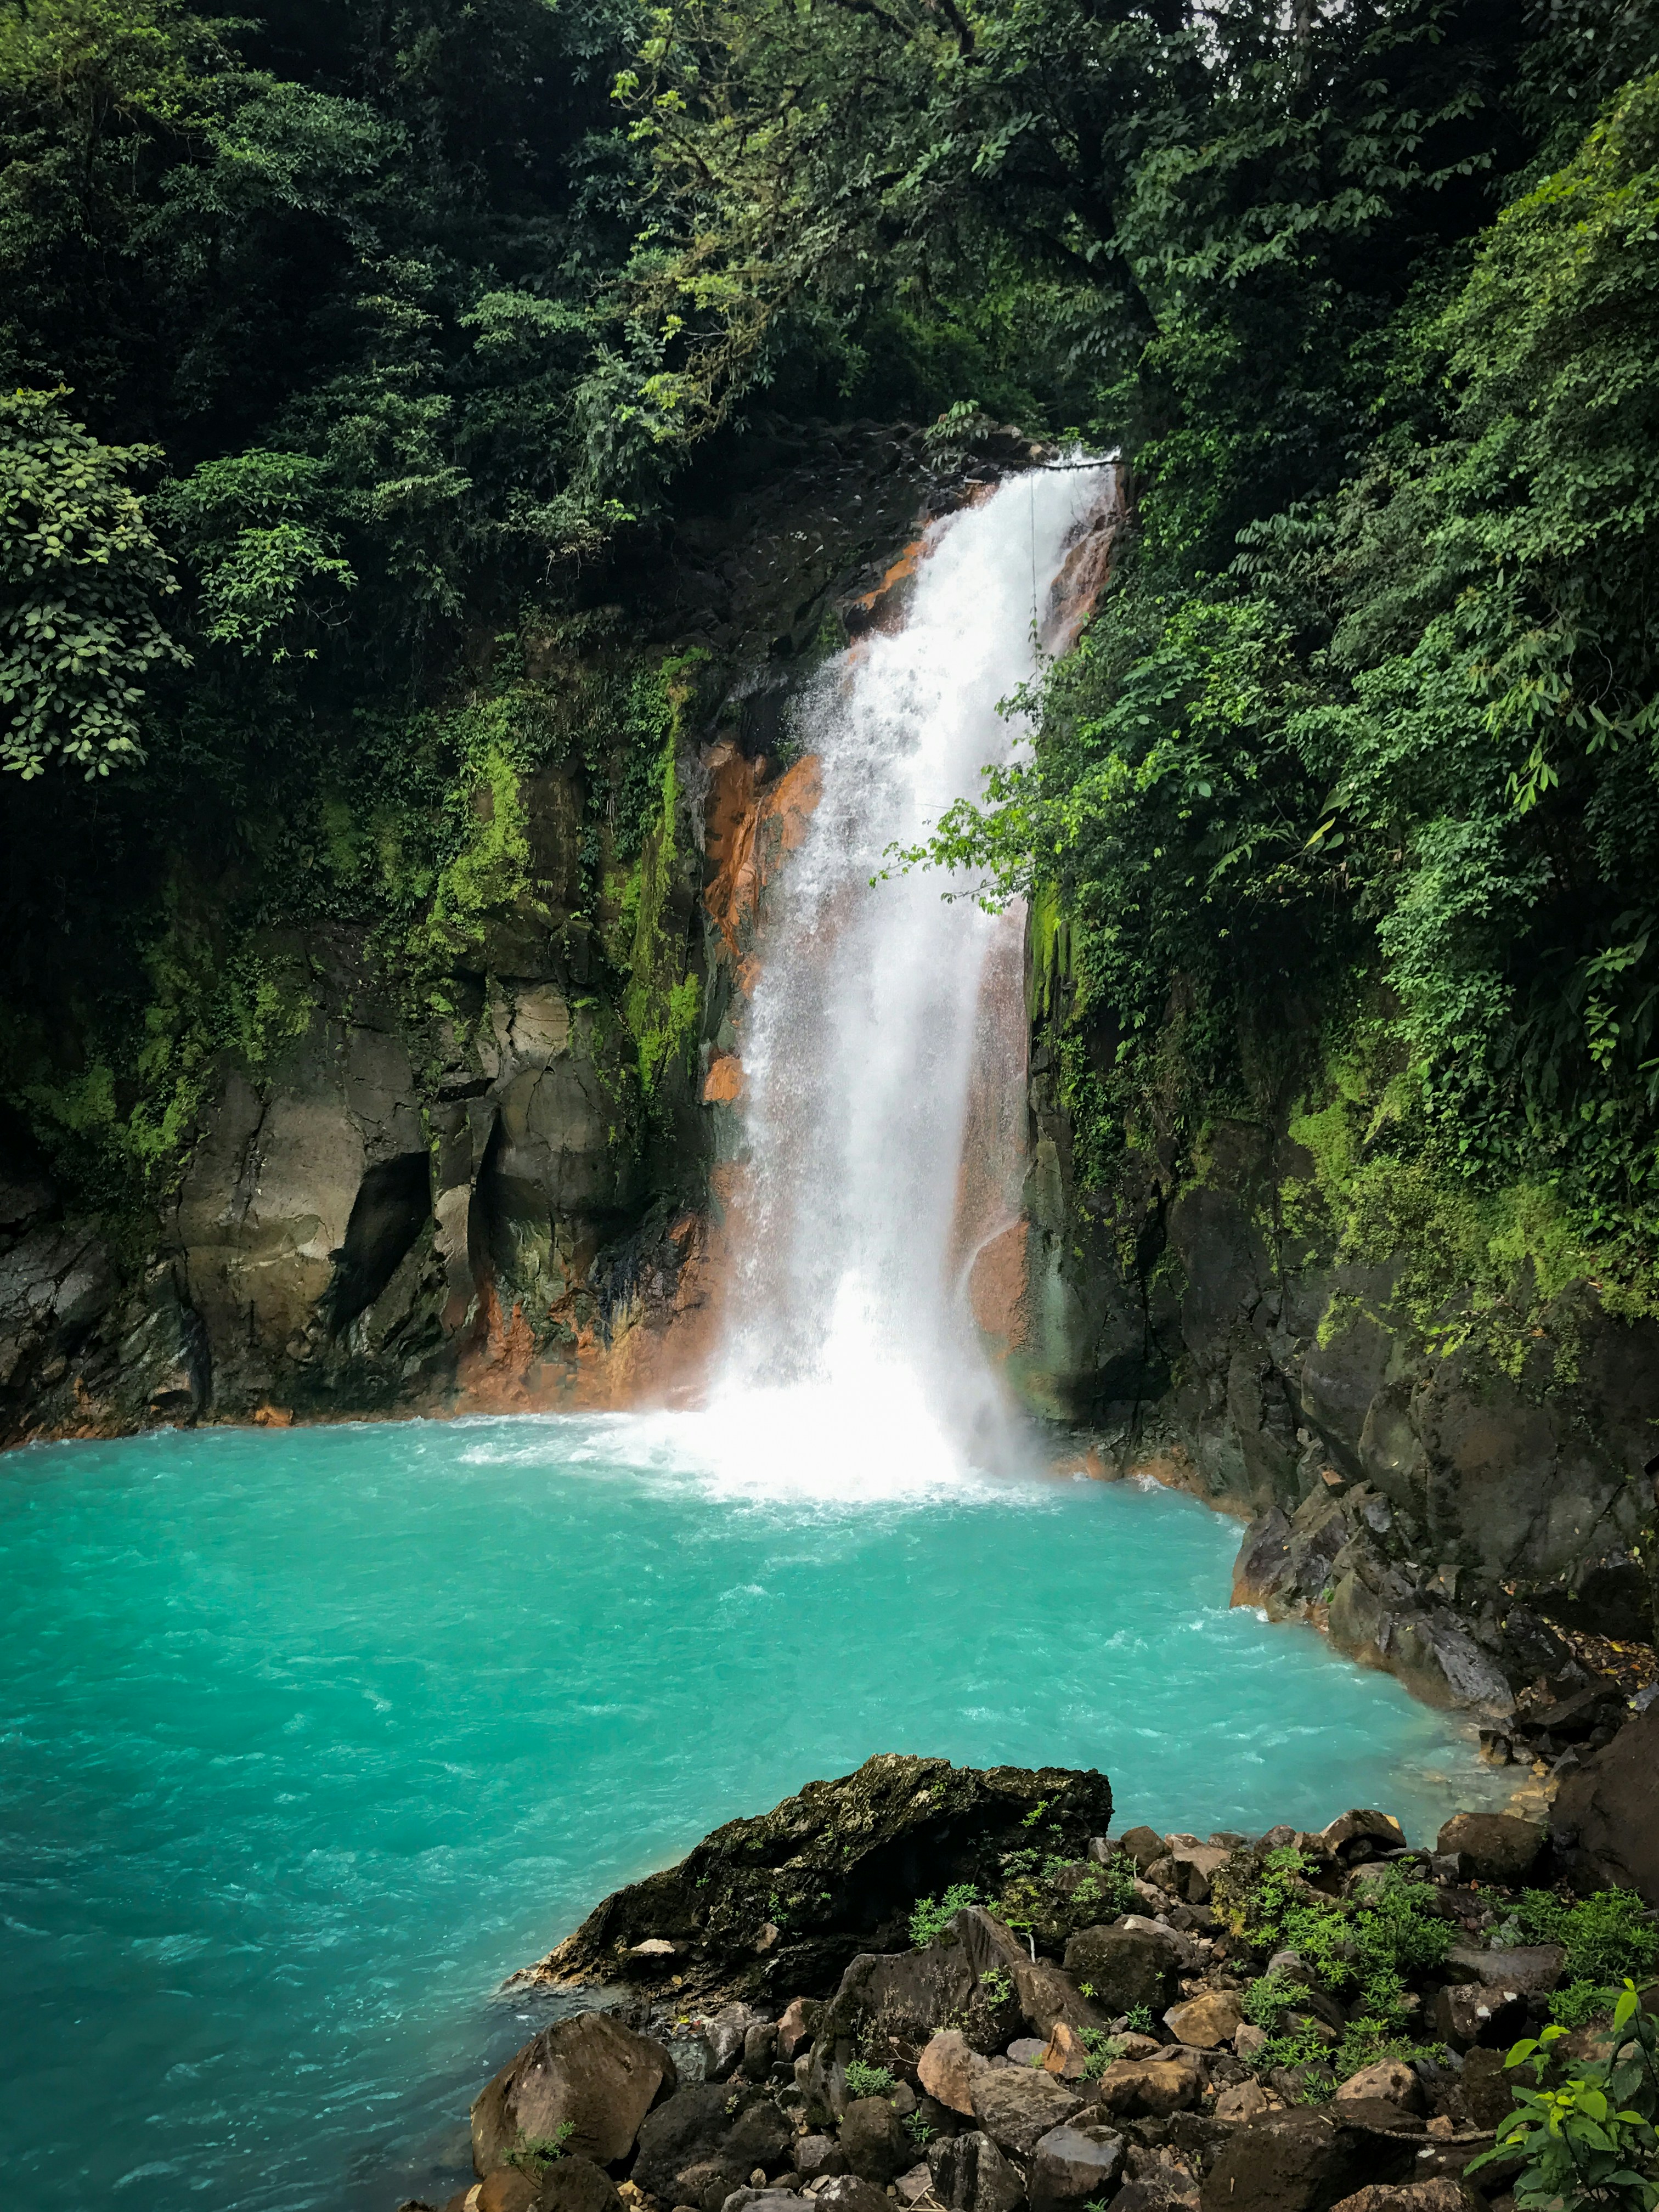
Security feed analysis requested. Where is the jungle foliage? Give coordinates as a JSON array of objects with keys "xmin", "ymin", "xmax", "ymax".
[{"xmin": 3, "ymin": 0, "xmax": 1658, "ymax": 1268}]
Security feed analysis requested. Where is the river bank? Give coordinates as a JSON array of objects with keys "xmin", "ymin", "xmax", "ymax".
[{"xmin": 413, "ymin": 1751, "xmax": 1659, "ymax": 2212}]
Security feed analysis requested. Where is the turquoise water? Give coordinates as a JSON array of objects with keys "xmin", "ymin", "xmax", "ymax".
[{"xmin": 0, "ymin": 1415, "xmax": 1500, "ymax": 2212}]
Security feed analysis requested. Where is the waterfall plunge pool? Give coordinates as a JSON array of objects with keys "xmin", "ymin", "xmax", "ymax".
[{"xmin": 0, "ymin": 1414, "xmax": 1507, "ymax": 2212}]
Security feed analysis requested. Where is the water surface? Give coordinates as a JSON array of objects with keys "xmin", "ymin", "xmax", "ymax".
[{"xmin": 0, "ymin": 1415, "xmax": 1500, "ymax": 2211}]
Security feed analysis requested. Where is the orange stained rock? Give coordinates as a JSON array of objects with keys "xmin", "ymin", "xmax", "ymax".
[
  {"xmin": 704, "ymin": 746, "xmax": 822, "ymax": 968},
  {"xmin": 702, "ymin": 1053, "xmax": 744, "ymax": 1104},
  {"xmin": 967, "ymin": 1218, "xmax": 1031, "ymax": 1353}
]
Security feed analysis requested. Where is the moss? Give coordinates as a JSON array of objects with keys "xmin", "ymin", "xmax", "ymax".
[{"xmin": 1281, "ymin": 1020, "xmax": 1659, "ymax": 1380}]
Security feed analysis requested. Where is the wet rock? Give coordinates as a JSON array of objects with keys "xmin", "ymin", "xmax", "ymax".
[
  {"xmin": 969, "ymin": 2064, "xmax": 1084, "ymax": 2157},
  {"xmin": 1553, "ymin": 1700, "xmax": 1659, "ymax": 1905},
  {"xmin": 1161, "ymin": 1993, "xmax": 1242, "ymax": 2049},
  {"xmin": 1434, "ymin": 1812, "xmax": 1544, "ymax": 1883},
  {"xmin": 535, "ymin": 2161, "xmax": 625, "ymax": 2212},
  {"xmin": 1063, "ymin": 1925, "xmax": 1183, "ymax": 2015},
  {"xmin": 838, "ymin": 2097, "xmax": 910, "ymax": 2184},
  {"xmin": 537, "ymin": 1757, "xmax": 1111, "ymax": 2004},
  {"xmin": 927, "ymin": 2130, "xmax": 1025, "ymax": 2212},
  {"xmin": 1334, "ymin": 2061, "xmax": 1425, "ymax": 2114},
  {"xmin": 471, "ymin": 2011, "xmax": 674, "ymax": 2176},
  {"xmin": 1199, "ymin": 2109, "xmax": 1418, "ymax": 2212},
  {"xmin": 918, "ymin": 2031, "xmax": 983, "ymax": 2118},
  {"xmin": 1027, "ymin": 2122, "xmax": 1125, "ymax": 2211}
]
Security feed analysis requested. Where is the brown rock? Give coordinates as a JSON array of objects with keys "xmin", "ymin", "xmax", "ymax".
[
  {"xmin": 1328, "ymin": 2185, "xmax": 1468, "ymax": 2212},
  {"xmin": 1318, "ymin": 1810, "xmax": 1406, "ymax": 1861},
  {"xmin": 1166, "ymin": 1845, "xmax": 1232, "ymax": 1904},
  {"xmin": 478, "ymin": 2174, "xmax": 538, "ymax": 2212},
  {"xmin": 1455, "ymin": 2045, "xmax": 1528, "ymax": 2131},
  {"xmin": 1116, "ymin": 1826, "xmax": 1167, "ymax": 1872},
  {"xmin": 1091, "ymin": 2058, "xmax": 1200, "ymax": 2119},
  {"xmin": 777, "ymin": 1999, "xmax": 821, "ymax": 2060},
  {"xmin": 1334, "ymin": 2061, "xmax": 1425, "ymax": 2114},
  {"xmin": 918, "ymin": 2030, "xmax": 983, "ymax": 2118},
  {"xmin": 1162, "ymin": 1992, "xmax": 1243, "ymax": 2049},
  {"xmin": 1212, "ymin": 2080, "xmax": 1269, "ymax": 2121},
  {"xmin": 1435, "ymin": 1812, "xmax": 1545, "ymax": 1883},
  {"xmin": 471, "ymin": 2012, "xmax": 675, "ymax": 2176},
  {"xmin": 536, "ymin": 2163, "xmax": 627, "ymax": 2212},
  {"xmin": 1039, "ymin": 2021, "xmax": 1090, "ymax": 2081},
  {"xmin": 969, "ymin": 2064, "xmax": 1085, "ymax": 2157}
]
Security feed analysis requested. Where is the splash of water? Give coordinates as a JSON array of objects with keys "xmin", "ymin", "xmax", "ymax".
[{"xmin": 710, "ymin": 464, "xmax": 1118, "ymax": 1486}]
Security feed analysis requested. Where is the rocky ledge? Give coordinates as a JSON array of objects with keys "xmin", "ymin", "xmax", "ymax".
[{"xmin": 404, "ymin": 1748, "xmax": 1659, "ymax": 2212}]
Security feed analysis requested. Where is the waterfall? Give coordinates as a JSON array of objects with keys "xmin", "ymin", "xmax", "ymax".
[{"xmin": 707, "ymin": 462, "xmax": 1118, "ymax": 1488}]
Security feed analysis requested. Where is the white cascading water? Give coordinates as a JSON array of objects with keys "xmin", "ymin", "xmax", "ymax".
[{"xmin": 695, "ymin": 462, "xmax": 1117, "ymax": 1495}]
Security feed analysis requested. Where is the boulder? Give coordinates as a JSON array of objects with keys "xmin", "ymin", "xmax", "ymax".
[
  {"xmin": 793, "ymin": 2136, "xmax": 848, "ymax": 2182},
  {"xmin": 1431, "ymin": 1980, "xmax": 1528, "ymax": 2052},
  {"xmin": 1456, "ymin": 2046, "xmax": 1528, "ymax": 2131},
  {"xmin": 535, "ymin": 2163, "xmax": 625, "ymax": 2212},
  {"xmin": 1091, "ymin": 2058, "xmax": 1199, "ymax": 2120},
  {"xmin": 928, "ymin": 2131, "xmax": 1025, "ymax": 2212},
  {"xmin": 1434, "ymin": 1812, "xmax": 1544, "ymax": 1883},
  {"xmin": 1212, "ymin": 2080, "xmax": 1269, "ymax": 2122},
  {"xmin": 725, "ymin": 2100, "xmax": 793, "ymax": 2174},
  {"xmin": 1013, "ymin": 1960, "xmax": 1105, "ymax": 2040},
  {"xmin": 1063, "ymin": 1925, "xmax": 1183, "ymax": 2015},
  {"xmin": 471, "ymin": 2011, "xmax": 674, "ymax": 2177},
  {"xmin": 838, "ymin": 2097, "xmax": 910, "ymax": 2185},
  {"xmin": 477, "ymin": 2171, "xmax": 539, "ymax": 2212},
  {"xmin": 1443, "ymin": 1942, "xmax": 1563, "ymax": 1995},
  {"xmin": 1552, "ymin": 1702, "xmax": 1659, "ymax": 1905},
  {"xmin": 742, "ymin": 2024, "xmax": 778, "ymax": 2080},
  {"xmin": 706, "ymin": 2005, "xmax": 769, "ymax": 2081},
  {"xmin": 1116, "ymin": 1827, "xmax": 1167, "ymax": 1872},
  {"xmin": 894, "ymin": 2166, "xmax": 933, "ymax": 2208},
  {"xmin": 1328, "ymin": 2187, "xmax": 1468, "ymax": 2212},
  {"xmin": 1199, "ymin": 2110, "xmax": 1418, "ymax": 2212},
  {"xmin": 777, "ymin": 1999, "xmax": 821, "ymax": 2059},
  {"xmin": 1164, "ymin": 1844, "xmax": 1232, "ymax": 1904},
  {"xmin": 1037, "ymin": 2022, "xmax": 1091, "ymax": 2082},
  {"xmin": 970, "ymin": 2064, "xmax": 1085, "ymax": 2157},
  {"xmin": 1027, "ymin": 2122, "xmax": 1125, "ymax": 2212},
  {"xmin": 827, "ymin": 1908, "xmax": 1028, "ymax": 2062},
  {"xmin": 813, "ymin": 2182, "xmax": 893, "ymax": 2212},
  {"xmin": 1334, "ymin": 2061, "xmax": 1425, "ymax": 2114},
  {"xmin": 535, "ymin": 1756, "xmax": 1113, "ymax": 2002},
  {"xmin": 633, "ymin": 2084, "xmax": 756, "ymax": 2202},
  {"xmin": 1318, "ymin": 1811, "xmax": 1406, "ymax": 1864},
  {"xmin": 918, "ymin": 2030, "xmax": 983, "ymax": 2118},
  {"xmin": 1162, "ymin": 1993, "xmax": 1242, "ymax": 2049}
]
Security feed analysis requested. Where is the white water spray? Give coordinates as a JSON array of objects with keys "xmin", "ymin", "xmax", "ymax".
[{"xmin": 701, "ymin": 464, "xmax": 1118, "ymax": 1492}]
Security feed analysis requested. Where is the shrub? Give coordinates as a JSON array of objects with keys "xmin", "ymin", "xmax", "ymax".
[
  {"xmin": 844, "ymin": 2059, "xmax": 896, "ymax": 2099},
  {"xmin": 909, "ymin": 1884, "xmax": 982, "ymax": 1946}
]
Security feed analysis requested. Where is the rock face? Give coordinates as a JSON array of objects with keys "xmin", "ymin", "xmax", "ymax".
[
  {"xmin": 470, "ymin": 2011, "xmax": 675, "ymax": 2176},
  {"xmin": 526, "ymin": 1755, "xmax": 1112, "ymax": 2004},
  {"xmin": 1552, "ymin": 1699, "xmax": 1659, "ymax": 1904}
]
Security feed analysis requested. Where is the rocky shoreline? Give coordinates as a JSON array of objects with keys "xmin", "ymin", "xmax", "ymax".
[{"xmin": 404, "ymin": 1750, "xmax": 1659, "ymax": 2212}]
